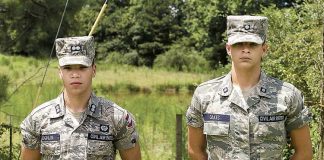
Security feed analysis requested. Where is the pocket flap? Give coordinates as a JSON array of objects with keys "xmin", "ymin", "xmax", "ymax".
[{"xmin": 203, "ymin": 122, "xmax": 229, "ymax": 136}]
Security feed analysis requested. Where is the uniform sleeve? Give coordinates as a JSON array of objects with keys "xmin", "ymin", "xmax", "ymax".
[
  {"xmin": 114, "ymin": 111, "xmax": 138, "ymax": 150},
  {"xmin": 186, "ymin": 90, "xmax": 204, "ymax": 128},
  {"xmin": 285, "ymin": 89, "xmax": 311, "ymax": 132},
  {"xmin": 20, "ymin": 114, "xmax": 41, "ymax": 149}
]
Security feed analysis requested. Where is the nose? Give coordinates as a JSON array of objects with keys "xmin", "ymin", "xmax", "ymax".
[
  {"xmin": 71, "ymin": 71, "xmax": 80, "ymax": 78},
  {"xmin": 242, "ymin": 43, "xmax": 250, "ymax": 53}
]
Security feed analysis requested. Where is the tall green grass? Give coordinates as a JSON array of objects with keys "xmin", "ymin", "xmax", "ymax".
[{"xmin": 106, "ymin": 93, "xmax": 190, "ymax": 160}]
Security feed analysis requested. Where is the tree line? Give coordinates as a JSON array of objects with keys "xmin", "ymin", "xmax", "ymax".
[{"xmin": 0, "ymin": 0, "xmax": 299, "ymax": 71}]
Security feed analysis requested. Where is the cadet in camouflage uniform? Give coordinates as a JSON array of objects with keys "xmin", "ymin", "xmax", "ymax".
[
  {"xmin": 186, "ymin": 16, "xmax": 313, "ymax": 160},
  {"xmin": 20, "ymin": 36, "xmax": 141, "ymax": 160}
]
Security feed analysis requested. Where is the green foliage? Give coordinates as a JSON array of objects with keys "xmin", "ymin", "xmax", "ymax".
[
  {"xmin": 0, "ymin": 124, "xmax": 20, "ymax": 160},
  {"xmin": 1, "ymin": 0, "xmax": 305, "ymax": 69},
  {"xmin": 0, "ymin": 0, "xmax": 85, "ymax": 56},
  {"xmin": 154, "ymin": 39, "xmax": 210, "ymax": 72},
  {"xmin": 94, "ymin": 82, "xmax": 141, "ymax": 94},
  {"xmin": 262, "ymin": 1, "xmax": 323, "ymax": 100},
  {"xmin": 0, "ymin": 74, "xmax": 9, "ymax": 103},
  {"xmin": 261, "ymin": 1, "xmax": 324, "ymax": 158},
  {"xmin": 73, "ymin": 0, "xmax": 187, "ymax": 66}
]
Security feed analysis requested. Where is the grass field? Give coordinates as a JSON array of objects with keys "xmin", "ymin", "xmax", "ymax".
[{"xmin": 0, "ymin": 54, "xmax": 224, "ymax": 159}]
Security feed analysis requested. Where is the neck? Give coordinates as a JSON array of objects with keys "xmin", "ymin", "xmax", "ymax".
[
  {"xmin": 63, "ymin": 89, "xmax": 91, "ymax": 113},
  {"xmin": 231, "ymin": 65, "xmax": 261, "ymax": 90}
]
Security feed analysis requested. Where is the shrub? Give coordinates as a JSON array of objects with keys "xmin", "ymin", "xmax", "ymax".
[
  {"xmin": 155, "ymin": 83, "xmax": 181, "ymax": 94},
  {"xmin": 106, "ymin": 52, "xmax": 124, "ymax": 65},
  {"xmin": 123, "ymin": 50, "xmax": 139, "ymax": 66},
  {"xmin": 0, "ymin": 57, "xmax": 10, "ymax": 66},
  {"xmin": 154, "ymin": 43, "xmax": 210, "ymax": 73}
]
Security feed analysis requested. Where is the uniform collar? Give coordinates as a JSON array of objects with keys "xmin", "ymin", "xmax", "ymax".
[
  {"xmin": 256, "ymin": 71, "xmax": 272, "ymax": 98},
  {"xmin": 218, "ymin": 72, "xmax": 233, "ymax": 97},
  {"xmin": 49, "ymin": 92, "xmax": 101, "ymax": 118},
  {"xmin": 218, "ymin": 71, "xmax": 272, "ymax": 98},
  {"xmin": 85, "ymin": 92, "xmax": 101, "ymax": 118}
]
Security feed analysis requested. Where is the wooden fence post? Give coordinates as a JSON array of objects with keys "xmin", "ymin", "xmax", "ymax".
[
  {"xmin": 176, "ymin": 114, "xmax": 182, "ymax": 160},
  {"xmin": 9, "ymin": 115, "xmax": 12, "ymax": 160}
]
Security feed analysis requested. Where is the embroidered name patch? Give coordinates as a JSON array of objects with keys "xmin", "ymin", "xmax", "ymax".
[
  {"xmin": 41, "ymin": 134, "xmax": 60, "ymax": 142},
  {"xmin": 203, "ymin": 114, "xmax": 230, "ymax": 122},
  {"xmin": 259, "ymin": 115, "xmax": 286, "ymax": 122},
  {"xmin": 88, "ymin": 133, "xmax": 114, "ymax": 141}
]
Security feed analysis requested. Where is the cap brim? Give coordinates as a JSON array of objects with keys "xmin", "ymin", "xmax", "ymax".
[
  {"xmin": 228, "ymin": 34, "xmax": 263, "ymax": 45},
  {"xmin": 58, "ymin": 56, "xmax": 92, "ymax": 67}
]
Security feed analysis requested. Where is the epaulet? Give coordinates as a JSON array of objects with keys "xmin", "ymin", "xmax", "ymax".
[
  {"xmin": 29, "ymin": 99, "xmax": 57, "ymax": 117},
  {"xmin": 266, "ymin": 75, "xmax": 297, "ymax": 92},
  {"xmin": 198, "ymin": 75, "xmax": 226, "ymax": 87},
  {"xmin": 97, "ymin": 96, "xmax": 125, "ymax": 113}
]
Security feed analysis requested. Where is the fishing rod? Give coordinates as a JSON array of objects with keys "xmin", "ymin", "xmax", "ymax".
[{"xmin": 89, "ymin": 0, "xmax": 108, "ymax": 36}]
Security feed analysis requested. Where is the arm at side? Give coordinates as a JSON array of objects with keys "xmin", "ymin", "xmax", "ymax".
[
  {"xmin": 290, "ymin": 125, "xmax": 312, "ymax": 160},
  {"xmin": 21, "ymin": 146, "xmax": 41, "ymax": 160},
  {"xmin": 188, "ymin": 125, "xmax": 208, "ymax": 160},
  {"xmin": 119, "ymin": 142, "xmax": 141, "ymax": 160}
]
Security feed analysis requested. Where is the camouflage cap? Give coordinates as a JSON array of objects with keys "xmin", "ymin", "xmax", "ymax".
[
  {"xmin": 55, "ymin": 36, "xmax": 95, "ymax": 67},
  {"xmin": 227, "ymin": 15, "xmax": 268, "ymax": 45}
]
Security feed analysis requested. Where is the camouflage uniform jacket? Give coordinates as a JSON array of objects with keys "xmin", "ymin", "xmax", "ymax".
[
  {"xmin": 186, "ymin": 71, "xmax": 311, "ymax": 160},
  {"xmin": 20, "ymin": 92, "xmax": 138, "ymax": 160}
]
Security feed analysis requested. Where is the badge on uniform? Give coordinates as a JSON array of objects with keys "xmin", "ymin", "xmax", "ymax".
[
  {"xmin": 203, "ymin": 113, "xmax": 230, "ymax": 122},
  {"xmin": 90, "ymin": 104, "xmax": 96, "ymax": 113},
  {"xmin": 55, "ymin": 105, "xmax": 61, "ymax": 114},
  {"xmin": 41, "ymin": 134, "xmax": 60, "ymax": 142},
  {"xmin": 100, "ymin": 124, "xmax": 109, "ymax": 132},
  {"xmin": 88, "ymin": 133, "xmax": 113, "ymax": 141},
  {"xmin": 258, "ymin": 115, "xmax": 286, "ymax": 122},
  {"xmin": 125, "ymin": 114, "xmax": 133, "ymax": 127}
]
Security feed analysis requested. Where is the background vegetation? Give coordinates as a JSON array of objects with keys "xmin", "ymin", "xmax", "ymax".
[{"xmin": 0, "ymin": 0, "xmax": 323, "ymax": 159}]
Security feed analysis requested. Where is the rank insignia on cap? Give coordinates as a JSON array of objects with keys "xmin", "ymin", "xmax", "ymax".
[{"xmin": 71, "ymin": 45, "xmax": 82, "ymax": 52}]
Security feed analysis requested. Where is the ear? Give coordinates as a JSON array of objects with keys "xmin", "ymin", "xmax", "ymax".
[
  {"xmin": 226, "ymin": 43, "xmax": 232, "ymax": 56},
  {"xmin": 262, "ymin": 44, "xmax": 268, "ymax": 57},
  {"xmin": 58, "ymin": 66, "xmax": 63, "ymax": 79}
]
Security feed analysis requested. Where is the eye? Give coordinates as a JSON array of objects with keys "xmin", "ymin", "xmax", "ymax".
[
  {"xmin": 250, "ymin": 43, "xmax": 259, "ymax": 47},
  {"xmin": 62, "ymin": 66, "xmax": 71, "ymax": 70},
  {"xmin": 80, "ymin": 66, "xmax": 89, "ymax": 70},
  {"xmin": 232, "ymin": 43, "xmax": 243, "ymax": 47}
]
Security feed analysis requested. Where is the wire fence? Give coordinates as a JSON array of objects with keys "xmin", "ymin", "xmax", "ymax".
[{"xmin": 0, "ymin": 111, "xmax": 21, "ymax": 160}]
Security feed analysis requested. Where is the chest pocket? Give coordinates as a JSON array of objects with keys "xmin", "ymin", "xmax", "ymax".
[
  {"xmin": 204, "ymin": 122, "xmax": 229, "ymax": 136},
  {"xmin": 87, "ymin": 133, "xmax": 115, "ymax": 157},
  {"xmin": 255, "ymin": 115, "xmax": 287, "ymax": 143},
  {"xmin": 203, "ymin": 113, "xmax": 230, "ymax": 136},
  {"xmin": 40, "ymin": 134, "xmax": 61, "ymax": 156}
]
